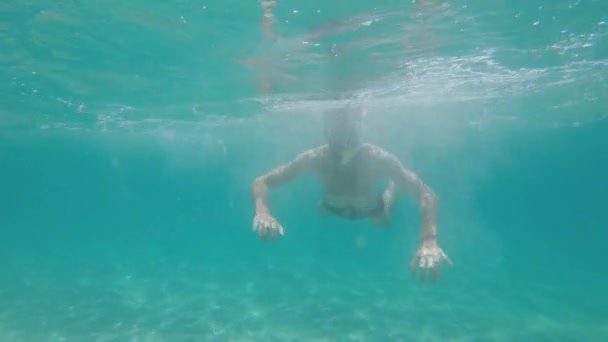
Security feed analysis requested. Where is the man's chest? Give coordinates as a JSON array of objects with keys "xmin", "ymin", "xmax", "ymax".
[{"xmin": 317, "ymin": 160, "xmax": 381, "ymax": 192}]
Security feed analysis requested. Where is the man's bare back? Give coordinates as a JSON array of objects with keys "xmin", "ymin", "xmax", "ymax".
[{"xmin": 251, "ymin": 110, "xmax": 452, "ymax": 282}]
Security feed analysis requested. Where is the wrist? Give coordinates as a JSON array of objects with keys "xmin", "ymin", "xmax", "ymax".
[
  {"xmin": 421, "ymin": 236, "xmax": 437, "ymax": 245},
  {"xmin": 421, "ymin": 225, "xmax": 438, "ymax": 243},
  {"xmin": 256, "ymin": 206, "xmax": 270, "ymax": 216}
]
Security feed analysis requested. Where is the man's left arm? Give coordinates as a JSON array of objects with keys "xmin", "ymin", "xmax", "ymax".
[
  {"xmin": 376, "ymin": 149, "xmax": 439, "ymax": 242},
  {"xmin": 374, "ymin": 146, "xmax": 452, "ymax": 281}
]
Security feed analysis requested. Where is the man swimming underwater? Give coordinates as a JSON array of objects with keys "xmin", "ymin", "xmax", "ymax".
[{"xmin": 252, "ymin": 108, "xmax": 452, "ymax": 282}]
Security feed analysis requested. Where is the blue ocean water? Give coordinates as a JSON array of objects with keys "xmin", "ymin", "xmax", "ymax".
[{"xmin": 1, "ymin": 0, "xmax": 607, "ymax": 340}]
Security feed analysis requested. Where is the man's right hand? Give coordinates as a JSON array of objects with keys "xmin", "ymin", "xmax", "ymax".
[{"xmin": 253, "ymin": 213, "xmax": 285, "ymax": 240}]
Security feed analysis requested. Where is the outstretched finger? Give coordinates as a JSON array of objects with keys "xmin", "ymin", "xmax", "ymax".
[
  {"xmin": 419, "ymin": 255, "xmax": 429, "ymax": 269},
  {"xmin": 258, "ymin": 226, "xmax": 267, "ymax": 239},
  {"xmin": 278, "ymin": 225, "xmax": 285, "ymax": 236},
  {"xmin": 252, "ymin": 217, "xmax": 259, "ymax": 232},
  {"xmin": 442, "ymin": 252, "xmax": 454, "ymax": 267}
]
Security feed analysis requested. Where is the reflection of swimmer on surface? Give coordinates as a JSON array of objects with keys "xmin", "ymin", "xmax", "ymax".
[
  {"xmin": 261, "ymin": 1, "xmax": 277, "ymax": 38},
  {"xmin": 256, "ymin": 0, "xmax": 278, "ymax": 93},
  {"xmin": 252, "ymin": 0, "xmax": 449, "ymax": 94},
  {"xmin": 252, "ymin": 107, "xmax": 453, "ymax": 282}
]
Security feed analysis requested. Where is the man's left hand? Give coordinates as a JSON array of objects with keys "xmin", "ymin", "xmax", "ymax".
[{"xmin": 410, "ymin": 240, "xmax": 452, "ymax": 282}]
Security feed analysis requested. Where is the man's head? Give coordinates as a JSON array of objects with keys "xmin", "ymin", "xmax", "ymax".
[{"xmin": 323, "ymin": 106, "xmax": 365, "ymax": 155}]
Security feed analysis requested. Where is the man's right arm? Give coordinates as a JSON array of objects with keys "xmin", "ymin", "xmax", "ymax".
[{"xmin": 252, "ymin": 147, "xmax": 323, "ymax": 216}]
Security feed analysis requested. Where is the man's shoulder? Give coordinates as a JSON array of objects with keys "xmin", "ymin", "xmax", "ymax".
[
  {"xmin": 361, "ymin": 143, "xmax": 394, "ymax": 159},
  {"xmin": 295, "ymin": 144, "xmax": 329, "ymax": 161},
  {"xmin": 360, "ymin": 144, "xmax": 404, "ymax": 175}
]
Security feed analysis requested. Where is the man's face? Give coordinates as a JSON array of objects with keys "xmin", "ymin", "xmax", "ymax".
[{"xmin": 324, "ymin": 115, "xmax": 363, "ymax": 153}]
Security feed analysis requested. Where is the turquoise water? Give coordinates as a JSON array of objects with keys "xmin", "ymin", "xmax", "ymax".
[{"xmin": 1, "ymin": 0, "xmax": 607, "ymax": 340}]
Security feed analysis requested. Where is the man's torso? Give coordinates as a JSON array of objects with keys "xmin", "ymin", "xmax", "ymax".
[{"xmin": 312, "ymin": 144, "xmax": 389, "ymax": 218}]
